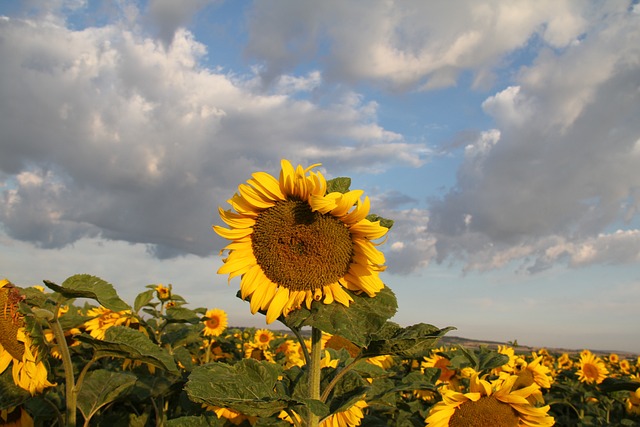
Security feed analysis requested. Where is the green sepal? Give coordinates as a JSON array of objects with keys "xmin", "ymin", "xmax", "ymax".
[
  {"xmin": 366, "ymin": 213, "xmax": 394, "ymax": 229},
  {"xmin": 76, "ymin": 369, "xmax": 137, "ymax": 422},
  {"xmin": 185, "ymin": 358, "xmax": 292, "ymax": 418},
  {"xmin": 326, "ymin": 177, "xmax": 351, "ymax": 194},
  {"xmin": 43, "ymin": 274, "xmax": 129, "ymax": 311},
  {"xmin": 279, "ymin": 286, "xmax": 398, "ymax": 347},
  {"xmin": 75, "ymin": 326, "xmax": 179, "ymax": 374},
  {"xmin": 362, "ymin": 323, "xmax": 454, "ymax": 358}
]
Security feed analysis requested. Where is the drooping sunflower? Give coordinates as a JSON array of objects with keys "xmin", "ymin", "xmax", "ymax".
[
  {"xmin": 202, "ymin": 308, "xmax": 228, "ymax": 337},
  {"xmin": 425, "ymin": 374, "xmax": 554, "ymax": 427},
  {"xmin": 0, "ymin": 280, "xmax": 56, "ymax": 395},
  {"xmin": 214, "ymin": 159, "xmax": 389, "ymax": 323},
  {"xmin": 576, "ymin": 350, "xmax": 609, "ymax": 385}
]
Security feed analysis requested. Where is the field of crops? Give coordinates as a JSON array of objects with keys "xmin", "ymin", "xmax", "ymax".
[{"xmin": 1, "ymin": 276, "xmax": 639, "ymax": 427}]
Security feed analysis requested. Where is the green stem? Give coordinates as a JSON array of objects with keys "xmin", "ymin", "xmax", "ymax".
[
  {"xmin": 320, "ymin": 355, "xmax": 362, "ymax": 403},
  {"xmin": 307, "ymin": 327, "xmax": 322, "ymax": 427},
  {"xmin": 49, "ymin": 314, "xmax": 76, "ymax": 427}
]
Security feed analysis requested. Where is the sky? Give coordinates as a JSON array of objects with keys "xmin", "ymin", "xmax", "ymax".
[{"xmin": 1, "ymin": 0, "xmax": 639, "ymax": 353}]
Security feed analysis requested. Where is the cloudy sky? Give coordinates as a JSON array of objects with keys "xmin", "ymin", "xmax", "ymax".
[{"xmin": 1, "ymin": 0, "xmax": 639, "ymax": 353}]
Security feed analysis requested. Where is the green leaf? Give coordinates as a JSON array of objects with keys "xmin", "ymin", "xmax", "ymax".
[
  {"xmin": 134, "ymin": 289, "xmax": 156, "ymax": 313},
  {"xmin": 43, "ymin": 274, "xmax": 129, "ymax": 311},
  {"xmin": 185, "ymin": 358, "xmax": 290, "ymax": 418},
  {"xmin": 0, "ymin": 369, "xmax": 30, "ymax": 410},
  {"xmin": 280, "ymin": 286, "xmax": 398, "ymax": 347},
  {"xmin": 166, "ymin": 416, "xmax": 215, "ymax": 427},
  {"xmin": 363, "ymin": 323, "xmax": 454, "ymax": 358},
  {"xmin": 326, "ymin": 177, "xmax": 351, "ymax": 194},
  {"xmin": 163, "ymin": 306, "xmax": 201, "ymax": 324},
  {"xmin": 75, "ymin": 326, "xmax": 179, "ymax": 374},
  {"xmin": 76, "ymin": 369, "xmax": 137, "ymax": 422},
  {"xmin": 365, "ymin": 214, "xmax": 394, "ymax": 229}
]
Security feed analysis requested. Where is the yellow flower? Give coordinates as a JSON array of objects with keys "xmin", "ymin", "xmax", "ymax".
[
  {"xmin": 608, "ymin": 353, "xmax": 619, "ymax": 365},
  {"xmin": 576, "ymin": 351, "xmax": 609, "ymax": 385},
  {"xmin": 202, "ymin": 308, "xmax": 228, "ymax": 337},
  {"xmin": 254, "ymin": 328, "xmax": 274, "ymax": 349},
  {"xmin": 0, "ymin": 280, "xmax": 56, "ymax": 395},
  {"xmin": 84, "ymin": 306, "xmax": 135, "ymax": 340},
  {"xmin": 626, "ymin": 387, "xmax": 640, "ymax": 415},
  {"xmin": 513, "ymin": 355, "xmax": 553, "ymax": 390},
  {"xmin": 205, "ymin": 405, "xmax": 257, "ymax": 425},
  {"xmin": 423, "ymin": 353, "xmax": 456, "ymax": 383},
  {"xmin": 279, "ymin": 400, "xmax": 368, "ymax": 427},
  {"xmin": 155, "ymin": 284, "xmax": 171, "ymax": 301},
  {"xmin": 243, "ymin": 342, "xmax": 274, "ymax": 362},
  {"xmin": 425, "ymin": 374, "xmax": 554, "ymax": 427},
  {"xmin": 214, "ymin": 159, "xmax": 389, "ymax": 323},
  {"xmin": 322, "ymin": 400, "xmax": 367, "ymax": 426}
]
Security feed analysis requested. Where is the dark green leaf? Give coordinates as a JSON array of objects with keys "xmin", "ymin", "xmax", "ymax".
[
  {"xmin": 366, "ymin": 214, "xmax": 394, "ymax": 229},
  {"xmin": 76, "ymin": 369, "xmax": 137, "ymax": 421},
  {"xmin": 0, "ymin": 369, "xmax": 30, "ymax": 410},
  {"xmin": 363, "ymin": 323, "xmax": 454, "ymax": 358},
  {"xmin": 326, "ymin": 177, "xmax": 351, "ymax": 194},
  {"xmin": 163, "ymin": 306, "xmax": 201, "ymax": 324},
  {"xmin": 166, "ymin": 416, "xmax": 214, "ymax": 427},
  {"xmin": 44, "ymin": 275, "xmax": 129, "ymax": 311},
  {"xmin": 75, "ymin": 326, "xmax": 179, "ymax": 374},
  {"xmin": 185, "ymin": 358, "xmax": 289, "ymax": 418},
  {"xmin": 280, "ymin": 286, "xmax": 398, "ymax": 347}
]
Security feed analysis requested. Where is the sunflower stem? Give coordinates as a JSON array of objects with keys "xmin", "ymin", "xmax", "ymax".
[
  {"xmin": 48, "ymin": 308, "xmax": 76, "ymax": 427},
  {"xmin": 307, "ymin": 326, "xmax": 322, "ymax": 427}
]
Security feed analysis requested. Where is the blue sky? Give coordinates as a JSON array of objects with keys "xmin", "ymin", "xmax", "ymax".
[{"xmin": 1, "ymin": 0, "xmax": 639, "ymax": 353}]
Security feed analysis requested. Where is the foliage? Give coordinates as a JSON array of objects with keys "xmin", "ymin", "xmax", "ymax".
[{"xmin": 1, "ymin": 274, "xmax": 638, "ymax": 426}]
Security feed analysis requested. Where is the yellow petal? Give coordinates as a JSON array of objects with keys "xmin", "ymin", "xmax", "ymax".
[
  {"xmin": 213, "ymin": 225, "xmax": 253, "ymax": 240},
  {"xmin": 266, "ymin": 287, "xmax": 290, "ymax": 323}
]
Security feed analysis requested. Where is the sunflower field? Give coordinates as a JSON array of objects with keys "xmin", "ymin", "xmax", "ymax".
[{"xmin": 2, "ymin": 160, "xmax": 639, "ymax": 426}]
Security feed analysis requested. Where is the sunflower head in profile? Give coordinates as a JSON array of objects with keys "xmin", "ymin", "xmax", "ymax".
[
  {"xmin": 202, "ymin": 308, "xmax": 228, "ymax": 337},
  {"xmin": 214, "ymin": 159, "xmax": 390, "ymax": 324}
]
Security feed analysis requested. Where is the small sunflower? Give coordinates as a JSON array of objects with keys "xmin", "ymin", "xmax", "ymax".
[
  {"xmin": 214, "ymin": 159, "xmax": 389, "ymax": 324},
  {"xmin": 279, "ymin": 399, "xmax": 368, "ymax": 427},
  {"xmin": 155, "ymin": 284, "xmax": 171, "ymax": 301},
  {"xmin": 576, "ymin": 351, "xmax": 609, "ymax": 385},
  {"xmin": 425, "ymin": 374, "xmax": 554, "ymax": 427},
  {"xmin": 254, "ymin": 329, "xmax": 274, "ymax": 349},
  {"xmin": 202, "ymin": 308, "xmax": 228, "ymax": 337}
]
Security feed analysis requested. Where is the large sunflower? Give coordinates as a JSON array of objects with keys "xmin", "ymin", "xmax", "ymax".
[
  {"xmin": 425, "ymin": 374, "xmax": 554, "ymax": 427},
  {"xmin": 214, "ymin": 159, "xmax": 389, "ymax": 324}
]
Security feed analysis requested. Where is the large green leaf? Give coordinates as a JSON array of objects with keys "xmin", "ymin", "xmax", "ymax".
[
  {"xmin": 163, "ymin": 306, "xmax": 201, "ymax": 324},
  {"xmin": 75, "ymin": 326, "xmax": 179, "ymax": 374},
  {"xmin": 133, "ymin": 289, "xmax": 155, "ymax": 313},
  {"xmin": 362, "ymin": 323, "xmax": 454, "ymax": 358},
  {"xmin": 280, "ymin": 286, "xmax": 398, "ymax": 347},
  {"xmin": 76, "ymin": 369, "xmax": 137, "ymax": 422},
  {"xmin": 185, "ymin": 358, "xmax": 292, "ymax": 418},
  {"xmin": 43, "ymin": 274, "xmax": 129, "ymax": 311}
]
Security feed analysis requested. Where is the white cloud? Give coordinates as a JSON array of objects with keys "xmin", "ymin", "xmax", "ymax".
[
  {"xmin": 428, "ymin": 4, "xmax": 640, "ymax": 271},
  {"xmin": 0, "ymin": 12, "xmax": 423, "ymax": 258},
  {"xmin": 245, "ymin": 0, "xmax": 600, "ymax": 91}
]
